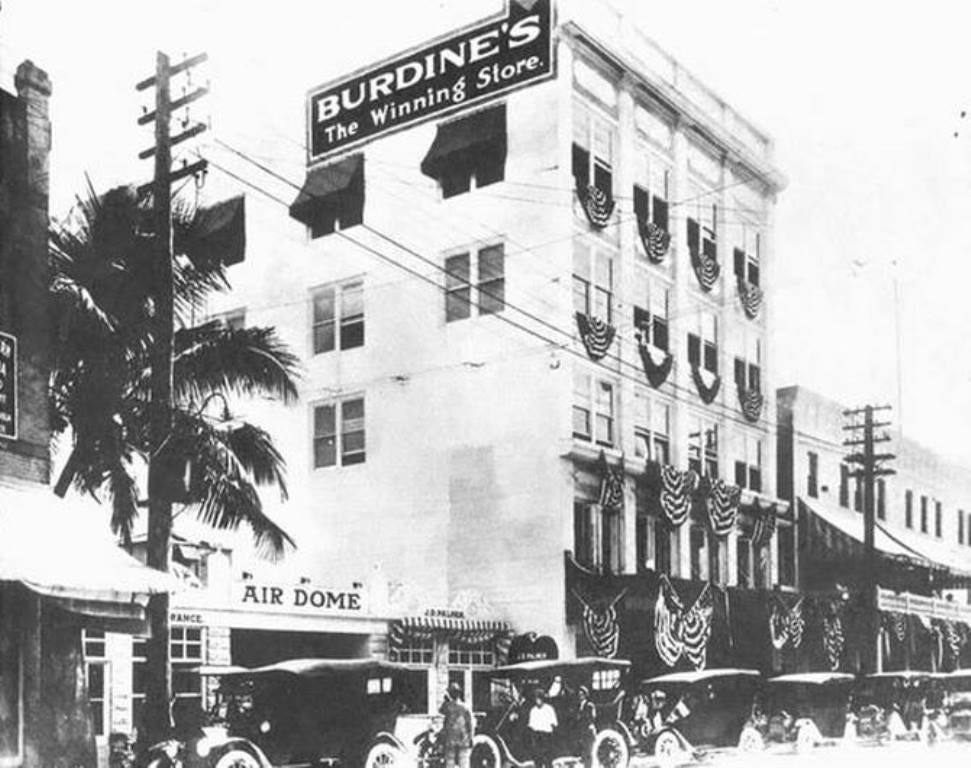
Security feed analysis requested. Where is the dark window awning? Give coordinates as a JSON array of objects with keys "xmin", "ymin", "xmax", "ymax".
[
  {"xmin": 420, "ymin": 104, "xmax": 507, "ymax": 181},
  {"xmin": 184, "ymin": 195, "xmax": 246, "ymax": 267},
  {"xmin": 289, "ymin": 153, "xmax": 365, "ymax": 236}
]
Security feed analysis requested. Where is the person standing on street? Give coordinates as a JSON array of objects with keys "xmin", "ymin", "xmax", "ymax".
[
  {"xmin": 527, "ymin": 688, "xmax": 558, "ymax": 768},
  {"xmin": 441, "ymin": 682, "xmax": 474, "ymax": 768},
  {"xmin": 575, "ymin": 686, "xmax": 597, "ymax": 768}
]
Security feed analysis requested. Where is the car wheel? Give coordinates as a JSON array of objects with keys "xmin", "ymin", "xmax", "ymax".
[
  {"xmin": 366, "ymin": 742, "xmax": 404, "ymax": 768},
  {"xmin": 471, "ymin": 735, "xmax": 503, "ymax": 768},
  {"xmin": 212, "ymin": 747, "xmax": 261, "ymax": 768},
  {"xmin": 738, "ymin": 726, "xmax": 765, "ymax": 753},
  {"xmin": 652, "ymin": 730, "xmax": 684, "ymax": 767},
  {"xmin": 592, "ymin": 727, "xmax": 629, "ymax": 768}
]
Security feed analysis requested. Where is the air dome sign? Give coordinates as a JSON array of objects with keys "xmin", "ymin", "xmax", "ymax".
[{"xmin": 307, "ymin": 0, "xmax": 554, "ymax": 163}]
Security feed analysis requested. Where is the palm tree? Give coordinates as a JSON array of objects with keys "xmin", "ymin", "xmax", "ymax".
[{"xmin": 49, "ymin": 182, "xmax": 300, "ymax": 738}]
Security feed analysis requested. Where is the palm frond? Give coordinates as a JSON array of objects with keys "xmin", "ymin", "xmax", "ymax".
[
  {"xmin": 173, "ymin": 322, "xmax": 301, "ymax": 405},
  {"xmin": 108, "ymin": 462, "xmax": 139, "ymax": 545},
  {"xmin": 222, "ymin": 422, "xmax": 289, "ymax": 498}
]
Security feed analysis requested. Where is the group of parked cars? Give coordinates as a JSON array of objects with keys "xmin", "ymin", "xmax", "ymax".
[{"xmin": 138, "ymin": 658, "xmax": 971, "ymax": 768}]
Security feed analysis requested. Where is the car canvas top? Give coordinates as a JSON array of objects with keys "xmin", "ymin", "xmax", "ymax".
[
  {"xmin": 493, "ymin": 657, "xmax": 631, "ymax": 674},
  {"xmin": 195, "ymin": 658, "xmax": 412, "ymax": 677},
  {"xmin": 768, "ymin": 672, "xmax": 854, "ymax": 684},
  {"xmin": 642, "ymin": 668, "xmax": 760, "ymax": 685},
  {"xmin": 866, "ymin": 670, "xmax": 930, "ymax": 679}
]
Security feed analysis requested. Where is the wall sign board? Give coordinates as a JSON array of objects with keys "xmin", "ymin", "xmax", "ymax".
[
  {"xmin": 307, "ymin": 0, "xmax": 555, "ymax": 164},
  {"xmin": 0, "ymin": 332, "xmax": 17, "ymax": 440}
]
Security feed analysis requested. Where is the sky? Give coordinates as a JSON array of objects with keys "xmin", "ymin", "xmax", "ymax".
[{"xmin": 4, "ymin": 0, "xmax": 971, "ymax": 462}]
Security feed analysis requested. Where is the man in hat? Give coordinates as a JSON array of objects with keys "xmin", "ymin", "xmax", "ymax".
[
  {"xmin": 575, "ymin": 686, "xmax": 597, "ymax": 768},
  {"xmin": 440, "ymin": 682, "xmax": 474, "ymax": 768},
  {"xmin": 527, "ymin": 688, "xmax": 558, "ymax": 768}
]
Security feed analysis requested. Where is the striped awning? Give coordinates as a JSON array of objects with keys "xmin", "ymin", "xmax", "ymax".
[{"xmin": 390, "ymin": 615, "xmax": 510, "ymax": 646}]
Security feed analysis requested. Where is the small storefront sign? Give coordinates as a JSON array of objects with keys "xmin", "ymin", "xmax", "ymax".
[
  {"xmin": 232, "ymin": 581, "xmax": 367, "ymax": 616},
  {"xmin": 0, "ymin": 331, "xmax": 17, "ymax": 440},
  {"xmin": 307, "ymin": 0, "xmax": 554, "ymax": 162},
  {"xmin": 508, "ymin": 632, "xmax": 558, "ymax": 663}
]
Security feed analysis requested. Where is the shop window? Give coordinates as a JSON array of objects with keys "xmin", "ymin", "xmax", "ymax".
[
  {"xmin": 935, "ymin": 501, "xmax": 943, "ymax": 538},
  {"xmin": 572, "ymin": 105, "xmax": 615, "ymax": 201},
  {"xmin": 632, "ymin": 151, "xmax": 670, "ymax": 236},
  {"xmin": 921, "ymin": 495, "xmax": 928, "ymax": 533},
  {"xmin": 390, "ymin": 637, "xmax": 433, "ymax": 666},
  {"xmin": 687, "ymin": 310, "xmax": 718, "ymax": 375},
  {"xmin": 420, "ymin": 104, "xmax": 506, "ymax": 199},
  {"xmin": 312, "ymin": 279, "xmax": 364, "ymax": 354},
  {"xmin": 448, "ymin": 640, "xmax": 496, "ymax": 667},
  {"xmin": 592, "ymin": 668, "xmax": 621, "ymax": 691},
  {"xmin": 366, "ymin": 676, "xmax": 394, "ymax": 695},
  {"xmin": 732, "ymin": 222, "xmax": 761, "ymax": 287},
  {"xmin": 807, "ymin": 452, "xmax": 819, "ymax": 498},
  {"xmin": 687, "ymin": 416, "xmax": 718, "ymax": 477},
  {"xmin": 877, "ymin": 479, "xmax": 886, "ymax": 520},
  {"xmin": 313, "ymin": 396, "xmax": 365, "ymax": 468},
  {"xmin": 573, "ymin": 241, "xmax": 614, "ymax": 323},
  {"xmin": 778, "ymin": 524, "xmax": 796, "ymax": 586},
  {"xmin": 905, "ymin": 490, "xmax": 914, "ymax": 528},
  {"xmin": 289, "ymin": 153, "xmax": 365, "ymax": 238},
  {"xmin": 445, "ymin": 244, "xmax": 505, "ymax": 322},
  {"xmin": 82, "ymin": 630, "xmax": 109, "ymax": 739},
  {"xmin": 734, "ymin": 434, "xmax": 763, "ymax": 493},
  {"xmin": 573, "ymin": 372, "xmax": 615, "ymax": 447},
  {"xmin": 632, "ymin": 272, "xmax": 669, "ymax": 351},
  {"xmin": 573, "ymin": 501, "xmax": 624, "ymax": 574},
  {"xmin": 634, "ymin": 390, "xmax": 670, "ymax": 463}
]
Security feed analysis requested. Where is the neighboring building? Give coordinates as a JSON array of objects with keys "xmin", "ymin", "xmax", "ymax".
[
  {"xmin": 187, "ymin": 0, "xmax": 799, "ymax": 710},
  {"xmin": 777, "ymin": 384, "xmax": 971, "ymax": 671}
]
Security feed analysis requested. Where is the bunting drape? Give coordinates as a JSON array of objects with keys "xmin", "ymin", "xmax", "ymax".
[
  {"xmin": 751, "ymin": 503, "xmax": 778, "ymax": 548},
  {"xmin": 598, "ymin": 451, "xmax": 625, "ymax": 511},
  {"xmin": 659, "ymin": 464, "xmax": 694, "ymax": 527},
  {"xmin": 707, "ymin": 478, "xmax": 741, "ymax": 537},
  {"xmin": 738, "ymin": 386, "xmax": 764, "ymax": 423},
  {"xmin": 737, "ymin": 278, "xmax": 763, "ymax": 319},
  {"xmin": 576, "ymin": 185, "xmax": 615, "ymax": 229},
  {"xmin": 576, "ymin": 312, "xmax": 616, "ymax": 361},
  {"xmin": 573, "ymin": 588, "xmax": 627, "ymax": 659},
  {"xmin": 821, "ymin": 602, "xmax": 846, "ymax": 671},
  {"xmin": 691, "ymin": 365, "xmax": 721, "ymax": 404},
  {"xmin": 654, "ymin": 576, "xmax": 715, "ymax": 670},
  {"xmin": 637, "ymin": 338, "xmax": 673, "ymax": 388},
  {"xmin": 769, "ymin": 596, "xmax": 805, "ymax": 650},
  {"xmin": 690, "ymin": 247, "xmax": 720, "ymax": 292},
  {"xmin": 638, "ymin": 219, "xmax": 671, "ymax": 263}
]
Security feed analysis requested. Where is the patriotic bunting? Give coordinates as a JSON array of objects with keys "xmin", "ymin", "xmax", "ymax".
[
  {"xmin": 888, "ymin": 611, "xmax": 908, "ymax": 643},
  {"xmin": 573, "ymin": 588, "xmax": 627, "ymax": 659},
  {"xmin": 654, "ymin": 577, "xmax": 715, "ymax": 670},
  {"xmin": 598, "ymin": 451, "xmax": 625, "ymax": 511},
  {"xmin": 691, "ymin": 365, "xmax": 721, "ymax": 404},
  {"xmin": 737, "ymin": 278, "xmax": 763, "ymax": 319},
  {"xmin": 752, "ymin": 503, "xmax": 777, "ymax": 548},
  {"xmin": 707, "ymin": 477, "xmax": 741, "ymax": 537},
  {"xmin": 821, "ymin": 602, "xmax": 846, "ymax": 671},
  {"xmin": 769, "ymin": 597, "xmax": 805, "ymax": 650},
  {"xmin": 637, "ymin": 218, "xmax": 671, "ymax": 263},
  {"xmin": 738, "ymin": 386, "xmax": 764, "ymax": 423},
  {"xmin": 690, "ymin": 247, "xmax": 720, "ymax": 292},
  {"xmin": 636, "ymin": 335, "xmax": 673, "ymax": 388},
  {"xmin": 659, "ymin": 464, "xmax": 694, "ymax": 527},
  {"xmin": 576, "ymin": 184, "xmax": 615, "ymax": 229},
  {"xmin": 576, "ymin": 312, "xmax": 616, "ymax": 361}
]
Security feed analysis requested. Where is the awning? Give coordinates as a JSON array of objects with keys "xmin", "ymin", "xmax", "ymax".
[
  {"xmin": 880, "ymin": 524, "xmax": 971, "ymax": 580},
  {"xmin": 185, "ymin": 194, "xmax": 246, "ymax": 267},
  {"xmin": 799, "ymin": 497, "xmax": 924, "ymax": 565},
  {"xmin": 390, "ymin": 614, "xmax": 510, "ymax": 646},
  {"xmin": 420, "ymin": 103, "xmax": 507, "ymax": 180},
  {"xmin": 289, "ymin": 153, "xmax": 364, "ymax": 228},
  {"xmin": 0, "ymin": 484, "xmax": 179, "ymax": 611}
]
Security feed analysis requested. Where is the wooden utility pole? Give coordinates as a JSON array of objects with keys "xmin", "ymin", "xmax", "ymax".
[
  {"xmin": 136, "ymin": 50, "xmax": 208, "ymax": 744},
  {"xmin": 844, "ymin": 404, "xmax": 896, "ymax": 673}
]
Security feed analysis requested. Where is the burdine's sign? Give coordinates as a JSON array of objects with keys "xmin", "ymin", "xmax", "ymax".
[{"xmin": 307, "ymin": 0, "xmax": 554, "ymax": 163}]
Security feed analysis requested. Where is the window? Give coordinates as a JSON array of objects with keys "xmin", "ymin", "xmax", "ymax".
[
  {"xmin": 733, "ymin": 337, "xmax": 762, "ymax": 397},
  {"xmin": 573, "ymin": 241, "xmax": 614, "ymax": 322},
  {"xmin": 421, "ymin": 105, "xmax": 506, "ymax": 198},
  {"xmin": 312, "ymin": 279, "xmax": 364, "ymax": 353},
  {"xmin": 689, "ymin": 524, "xmax": 707, "ymax": 581},
  {"xmin": 573, "ymin": 500, "xmax": 624, "ymax": 574},
  {"xmin": 708, "ymin": 534, "xmax": 727, "ymax": 584},
  {"xmin": 807, "ymin": 452, "xmax": 819, "ymax": 498},
  {"xmin": 82, "ymin": 630, "xmax": 109, "ymax": 738},
  {"xmin": 133, "ymin": 628, "xmax": 204, "ymax": 733},
  {"xmin": 448, "ymin": 639, "xmax": 495, "ymax": 667},
  {"xmin": 905, "ymin": 490, "xmax": 914, "ymax": 528},
  {"xmin": 967, "ymin": 512, "xmax": 971, "ymax": 547},
  {"xmin": 733, "ymin": 221, "xmax": 761, "ymax": 287},
  {"xmin": 853, "ymin": 477, "xmax": 862, "ymax": 513},
  {"xmin": 686, "ymin": 188, "xmax": 718, "ymax": 264},
  {"xmin": 572, "ymin": 105, "xmax": 615, "ymax": 199},
  {"xmin": 959, "ymin": 510, "xmax": 964, "ymax": 545},
  {"xmin": 592, "ymin": 668, "xmax": 622, "ymax": 691},
  {"xmin": 390, "ymin": 637, "xmax": 433, "ymax": 665},
  {"xmin": 935, "ymin": 501, "xmax": 943, "ymax": 538},
  {"xmin": 313, "ymin": 396, "xmax": 365, "ymax": 468},
  {"xmin": 778, "ymin": 524, "xmax": 796, "ymax": 586},
  {"xmin": 573, "ymin": 371, "xmax": 615, "ymax": 447},
  {"xmin": 654, "ymin": 519, "xmax": 677, "ymax": 575},
  {"xmin": 132, "ymin": 637, "xmax": 147, "ymax": 731},
  {"xmin": 367, "ymin": 676, "xmax": 394, "ymax": 695},
  {"xmin": 839, "ymin": 464, "xmax": 850, "ymax": 508},
  {"xmin": 687, "ymin": 310, "xmax": 718, "ymax": 375},
  {"xmin": 634, "ymin": 390, "xmax": 670, "ymax": 463},
  {"xmin": 445, "ymin": 244, "xmax": 505, "ymax": 322},
  {"xmin": 632, "ymin": 149, "xmax": 670, "ymax": 235},
  {"xmin": 877, "ymin": 479, "xmax": 886, "ymax": 520},
  {"xmin": 733, "ymin": 434, "xmax": 763, "ymax": 492},
  {"xmin": 921, "ymin": 495, "xmax": 928, "ymax": 533},
  {"xmin": 737, "ymin": 535, "xmax": 754, "ymax": 588},
  {"xmin": 687, "ymin": 415, "xmax": 718, "ymax": 477},
  {"xmin": 632, "ymin": 273, "xmax": 669, "ymax": 351}
]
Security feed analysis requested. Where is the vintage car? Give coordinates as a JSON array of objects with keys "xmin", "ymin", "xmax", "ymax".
[
  {"xmin": 849, "ymin": 670, "xmax": 932, "ymax": 743},
  {"xmin": 140, "ymin": 658, "xmax": 435, "ymax": 768},
  {"xmin": 627, "ymin": 669, "xmax": 761, "ymax": 763},
  {"xmin": 738, "ymin": 672, "xmax": 854, "ymax": 752},
  {"xmin": 469, "ymin": 657, "xmax": 632, "ymax": 768},
  {"xmin": 934, "ymin": 671, "xmax": 971, "ymax": 741}
]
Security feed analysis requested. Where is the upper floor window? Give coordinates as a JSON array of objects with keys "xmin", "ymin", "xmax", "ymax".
[
  {"xmin": 632, "ymin": 272, "xmax": 669, "ymax": 351},
  {"xmin": 290, "ymin": 154, "xmax": 365, "ymax": 238},
  {"xmin": 633, "ymin": 150, "xmax": 670, "ymax": 237},
  {"xmin": 312, "ymin": 279, "xmax": 364, "ymax": 354},
  {"xmin": 420, "ymin": 104, "xmax": 506, "ymax": 198},
  {"xmin": 687, "ymin": 310, "xmax": 718, "ymax": 375},
  {"xmin": 839, "ymin": 463, "xmax": 850, "ymax": 508},
  {"xmin": 920, "ymin": 495, "xmax": 928, "ymax": 533},
  {"xmin": 313, "ymin": 396, "xmax": 365, "ymax": 468},
  {"xmin": 687, "ymin": 415, "xmax": 718, "ymax": 477},
  {"xmin": 686, "ymin": 192, "xmax": 718, "ymax": 267},
  {"xmin": 733, "ymin": 334, "xmax": 762, "ymax": 393},
  {"xmin": 573, "ymin": 371, "xmax": 615, "ymax": 448},
  {"xmin": 935, "ymin": 500, "xmax": 943, "ymax": 538},
  {"xmin": 807, "ymin": 451, "xmax": 819, "ymax": 498},
  {"xmin": 634, "ymin": 390, "xmax": 670, "ymax": 463},
  {"xmin": 734, "ymin": 433, "xmax": 763, "ymax": 492},
  {"xmin": 733, "ymin": 221, "xmax": 762, "ymax": 287},
  {"xmin": 905, "ymin": 489, "xmax": 914, "ymax": 528},
  {"xmin": 572, "ymin": 105, "xmax": 615, "ymax": 199},
  {"xmin": 574, "ymin": 500, "xmax": 624, "ymax": 575},
  {"xmin": 445, "ymin": 244, "xmax": 505, "ymax": 322},
  {"xmin": 573, "ymin": 241, "xmax": 614, "ymax": 323}
]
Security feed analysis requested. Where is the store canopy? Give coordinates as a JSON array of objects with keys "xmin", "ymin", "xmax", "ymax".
[
  {"xmin": 420, "ymin": 103, "xmax": 507, "ymax": 180},
  {"xmin": 799, "ymin": 497, "xmax": 923, "ymax": 565},
  {"xmin": 0, "ymin": 484, "xmax": 178, "ymax": 617}
]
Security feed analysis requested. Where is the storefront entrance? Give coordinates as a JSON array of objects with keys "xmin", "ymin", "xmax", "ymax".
[{"xmin": 231, "ymin": 629, "xmax": 370, "ymax": 667}]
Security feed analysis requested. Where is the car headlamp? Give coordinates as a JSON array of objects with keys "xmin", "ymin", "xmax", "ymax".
[
  {"xmin": 260, "ymin": 719, "xmax": 272, "ymax": 734},
  {"xmin": 196, "ymin": 738, "xmax": 212, "ymax": 758}
]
